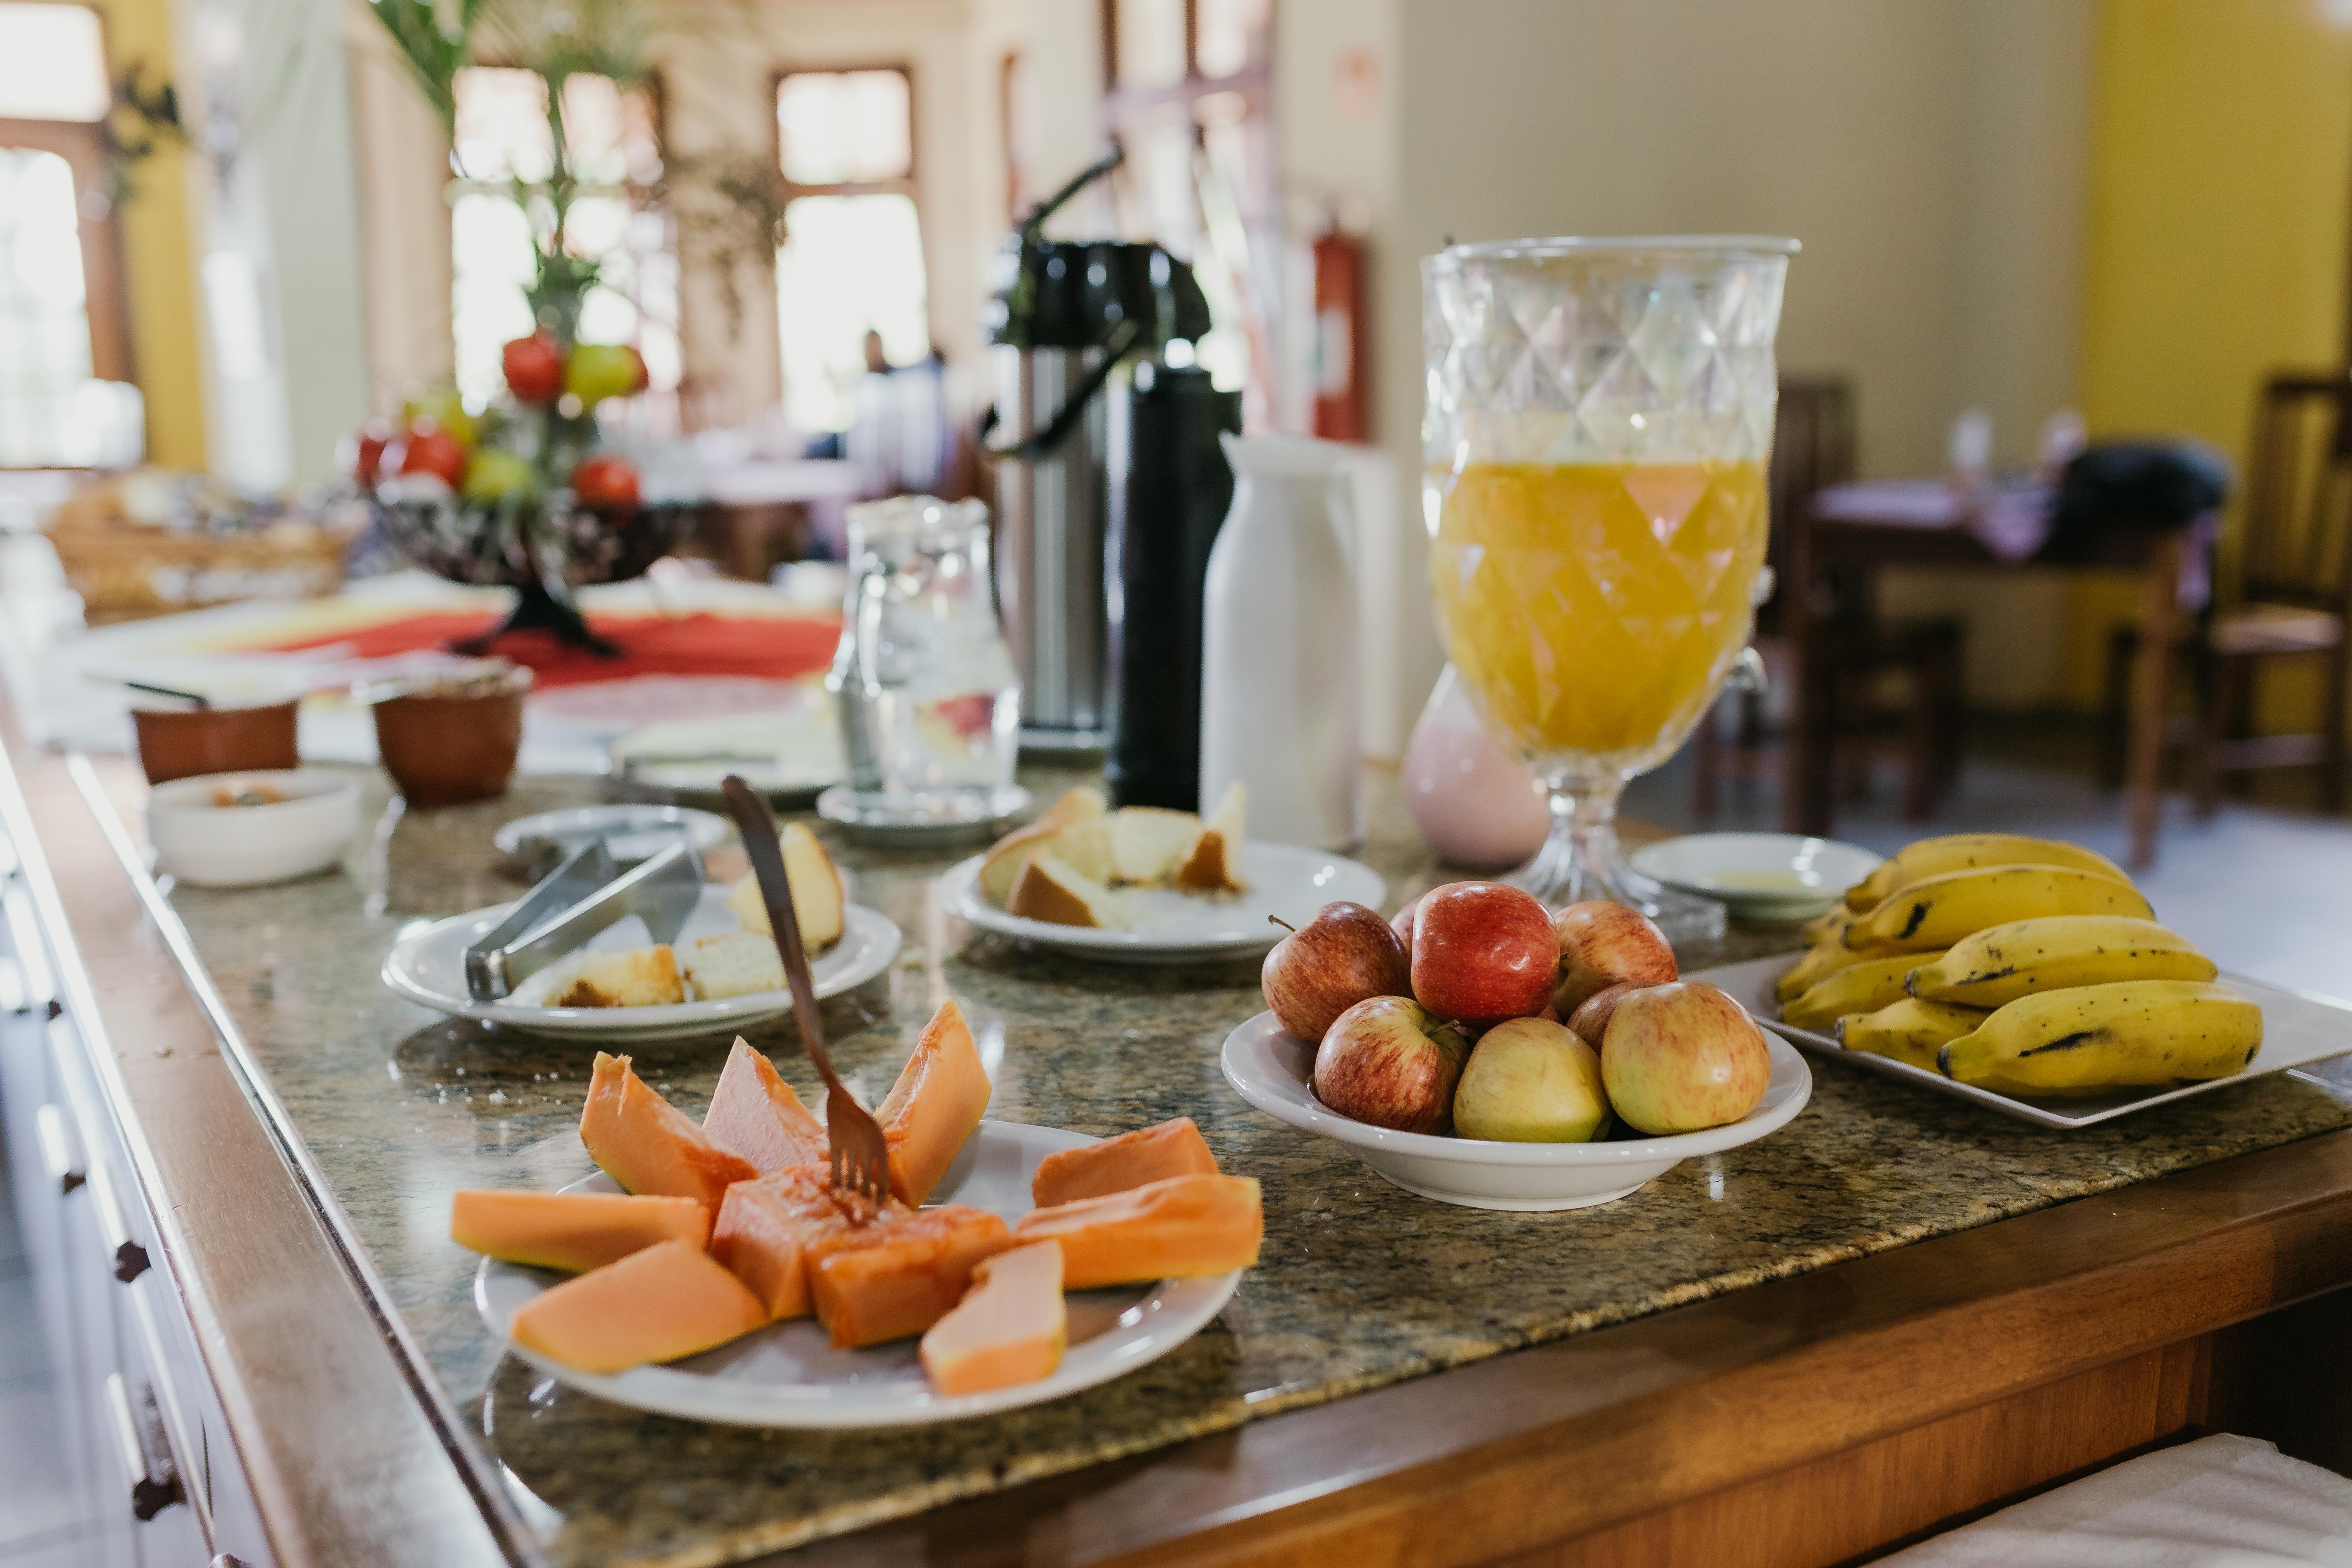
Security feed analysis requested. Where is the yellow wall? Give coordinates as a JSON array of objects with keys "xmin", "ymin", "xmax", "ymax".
[
  {"xmin": 2065, "ymin": 0, "xmax": 2352, "ymax": 712},
  {"xmin": 98, "ymin": 0, "xmax": 208, "ymax": 469}
]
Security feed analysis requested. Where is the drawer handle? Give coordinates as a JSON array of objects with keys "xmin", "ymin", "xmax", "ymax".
[
  {"xmin": 85, "ymin": 1161, "xmax": 151, "ymax": 1283},
  {"xmin": 34, "ymin": 1103, "xmax": 84, "ymax": 1194},
  {"xmin": 103, "ymin": 1372, "xmax": 184, "ymax": 1521}
]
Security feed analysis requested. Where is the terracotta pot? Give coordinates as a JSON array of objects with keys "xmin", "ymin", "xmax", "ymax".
[
  {"xmin": 132, "ymin": 701, "xmax": 300, "ymax": 786},
  {"xmin": 372, "ymin": 671, "xmax": 530, "ymax": 808}
]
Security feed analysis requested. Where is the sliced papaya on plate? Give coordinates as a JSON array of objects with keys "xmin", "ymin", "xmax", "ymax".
[
  {"xmin": 450, "ymin": 1188, "xmax": 709, "ymax": 1273},
  {"xmin": 807, "ymin": 1204, "xmax": 1012, "ymax": 1349},
  {"xmin": 508, "ymin": 1240, "xmax": 766, "ymax": 1374},
  {"xmin": 1030, "ymin": 1116, "xmax": 1218, "ymax": 1209},
  {"xmin": 878, "ymin": 998, "xmax": 992, "ymax": 1206},
  {"xmin": 1012, "ymin": 1172, "xmax": 1262, "ymax": 1289},
  {"xmin": 702, "ymin": 1038, "xmax": 829, "ymax": 1176},
  {"xmin": 579, "ymin": 1052, "xmax": 757, "ymax": 1207},
  {"xmin": 921, "ymin": 1240, "xmax": 1066, "ymax": 1397}
]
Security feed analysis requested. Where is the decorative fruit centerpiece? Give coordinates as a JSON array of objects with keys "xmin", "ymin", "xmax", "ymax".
[{"xmin": 1264, "ymin": 885, "xmax": 1774, "ymax": 1143}]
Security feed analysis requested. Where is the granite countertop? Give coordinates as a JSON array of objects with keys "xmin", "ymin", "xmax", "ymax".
[{"xmin": 155, "ymin": 766, "xmax": 2352, "ymax": 1568}]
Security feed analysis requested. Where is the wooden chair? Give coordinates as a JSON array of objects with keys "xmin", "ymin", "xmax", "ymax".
[
  {"xmin": 2099, "ymin": 374, "xmax": 2351, "ymax": 816},
  {"xmin": 1690, "ymin": 378, "xmax": 1967, "ymax": 822}
]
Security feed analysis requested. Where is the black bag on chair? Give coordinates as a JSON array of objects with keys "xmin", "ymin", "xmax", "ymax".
[{"xmin": 2046, "ymin": 440, "xmax": 2231, "ymax": 561}]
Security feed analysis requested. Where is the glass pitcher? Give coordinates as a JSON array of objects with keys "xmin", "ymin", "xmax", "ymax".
[{"xmin": 824, "ymin": 495, "xmax": 1023, "ymax": 826}]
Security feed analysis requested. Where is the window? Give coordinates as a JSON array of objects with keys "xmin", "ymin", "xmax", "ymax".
[
  {"xmin": 1100, "ymin": 0, "xmax": 1277, "ymax": 424},
  {"xmin": 0, "ymin": 1, "xmax": 137, "ymax": 467},
  {"xmin": 448, "ymin": 67, "xmax": 679, "ymax": 418},
  {"xmin": 774, "ymin": 68, "xmax": 929, "ymax": 435}
]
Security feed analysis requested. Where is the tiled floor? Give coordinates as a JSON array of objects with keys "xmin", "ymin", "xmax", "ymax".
[
  {"xmin": 0, "ymin": 1122, "xmax": 98, "ymax": 1566},
  {"xmin": 1627, "ymin": 718, "xmax": 2352, "ymax": 999}
]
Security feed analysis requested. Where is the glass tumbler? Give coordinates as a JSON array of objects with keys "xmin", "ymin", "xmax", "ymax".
[
  {"xmin": 822, "ymin": 495, "xmax": 1025, "ymax": 832},
  {"xmin": 1422, "ymin": 236, "xmax": 1796, "ymax": 940}
]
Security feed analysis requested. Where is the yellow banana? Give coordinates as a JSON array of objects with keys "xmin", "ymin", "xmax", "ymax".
[
  {"xmin": 1937, "ymin": 980, "xmax": 2262, "ymax": 1096},
  {"xmin": 1905, "ymin": 916, "xmax": 2215, "ymax": 1008},
  {"xmin": 1782, "ymin": 950, "xmax": 1946, "ymax": 1032},
  {"xmin": 1835, "ymin": 997, "xmax": 1990, "ymax": 1071},
  {"xmin": 1844, "ymin": 834, "xmax": 2133, "ymax": 913},
  {"xmin": 1776, "ymin": 938, "xmax": 1873, "ymax": 1002},
  {"xmin": 1801, "ymin": 905, "xmax": 1854, "ymax": 946},
  {"xmin": 1847, "ymin": 864, "xmax": 2153, "ymax": 954}
]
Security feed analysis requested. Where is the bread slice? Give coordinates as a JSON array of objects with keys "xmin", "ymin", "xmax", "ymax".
[
  {"xmin": 1005, "ymin": 853, "xmax": 1125, "ymax": 929},
  {"xmin": 977, "ymin": 787, "xmax": 1108, "ymax": 905},
  {"xmin": 543, "ymin": 945, "xmax": 685, "ymax": 1008},
  {"xmin": 1174, "ymin": 782, "xmax": 1247, "ymax": 894},
  {"xmin": 683, "ymin": 931, "xmax": 786, "ymax": 1000},
  {"xmin": 1108, "ymin": 807, "xmax": 1201, "ymax": 885},
  {"xmin": 725, "ymin": 822, "xmax": 846, "ymax": 950}
]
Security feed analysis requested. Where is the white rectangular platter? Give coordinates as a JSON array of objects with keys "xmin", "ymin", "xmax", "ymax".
[{"xmin": 1691, "ymin": 953, "xmax": 2352, "ymax": 1130}]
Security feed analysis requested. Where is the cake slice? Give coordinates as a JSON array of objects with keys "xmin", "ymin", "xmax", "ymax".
[
  {"xmin": 977, "ymin": 787, "xmax": 1108, "ymax": 904},
  {"xmin": 539, "ymin": 945, "xmax": 684, "ymax": 1008},
  {"xmin": 1108, "ymin": 807, "xmax": 1202, "ymax": 885},
  {"xmin": 1174, "ymin": 782, "xmax": 1247, "ymax": 894},
  {"xmin": 724, "ymin": 822, "xmax": 846, "ymax": 950},
  {"xmin": 683, "ymin": 931, "xmax": 786, "ymax": 1000},
  {"xmin": 1005, "ymin": 853, "xmax": 1125, "ymax": 929}
]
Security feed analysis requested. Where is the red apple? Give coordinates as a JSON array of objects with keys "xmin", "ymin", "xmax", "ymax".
[
  {"xmin": 1391, "ymin": 889, "xmax": 1429, "ymax": 949},
  {"xmin": 398, "ymin": 423, "xmax": 470, "ymax": 489},
  {"xmin": 348, "ymin": 421, "xmax": 394, "ymax": 486},
  {"xmin": 572, "ymin": 454, "xmax": 641, "ymax": 510},
  {"xmin": 1313, "ymin": 996, "xmax": 1470, "ymax": 1134},
  {"xmin": 1552, "ymin": 900, "xmax": 1677, "ymax": 1014},
  {"xmin": 502, "ymin": 333, "xmax": 566, "ymax": 404},
  {"xmin": 1409, "ymin": 880, "xmax": 1556, "ymax": 1028},
  {"xmin": 1567, "ymin": 981, "xmax": 1641, "ymax": 1048},
  {"xmin": 1599, "ymin": 980, "xmax": 1771, "ymax": 1136},
  {"xmin": 1263, "ymin": 901, "xmax": 1410, "ymax": 1042}
]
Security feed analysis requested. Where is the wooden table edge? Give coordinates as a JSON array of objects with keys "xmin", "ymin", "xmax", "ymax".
[{"xmin": 0, "ymin": 710, "xmax": 532, "ymax": 1567}]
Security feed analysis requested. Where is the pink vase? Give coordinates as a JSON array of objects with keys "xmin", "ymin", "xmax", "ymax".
[{"xmin": 1402, "ymin": 665, "xmax": 1552, "ymax": 870}]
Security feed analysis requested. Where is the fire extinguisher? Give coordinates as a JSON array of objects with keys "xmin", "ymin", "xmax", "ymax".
[{"xmin": 1310, "ymin": 228, "xmax": 1368, "ymax": 442}]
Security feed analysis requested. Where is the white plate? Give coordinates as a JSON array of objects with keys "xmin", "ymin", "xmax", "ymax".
[
  {"xmin": 941, "ymin": 842, "xmax": 1386, "ymax": 965},
  {"xmin": 1627, "ymin": 833, "xmax": 1883, "ymax": 922},
  {"xmin": 1697, "ymin": 953, "xmax": 2352, "ymax": 1129},
  {"xmin": 382, "ymin": 888, "xmax": 900, "ymax": 1041},
  {"xmin": 1220, "ymin": 1010, "xmax": 1811, "ymax": 1210},
  {"xmin": 492, "ymin": 805, "xmax": 730, "ymax": 869},
  {"xmin": 474, "ymin": 1121, "xmax": 1241, "ymax": 1427},
  {"xmin": 606, "ymin": 707, "xmax": 844, "ymax": 800}
]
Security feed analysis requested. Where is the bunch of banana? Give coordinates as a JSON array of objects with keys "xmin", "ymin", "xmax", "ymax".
[{"xmin": 1936, "ymin": 981, "xmax": 2261, "ymax": 1096}]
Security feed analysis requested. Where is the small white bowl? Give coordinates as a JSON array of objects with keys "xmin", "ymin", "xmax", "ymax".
[
  {"xmin": 1628, "ymin": 832, "xmax": 1882, "ymax": 922},
  {"xmin": 147, "ymin": 769, "xmax": 361, "ymax": 888},
  {"xmin": 1220, "ymin": 1011, "xmax": 1811, "ymax": 1211}
]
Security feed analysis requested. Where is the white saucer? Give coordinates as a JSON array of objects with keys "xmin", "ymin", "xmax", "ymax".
[
  {"xmin": 1220, "ymin": 1010, "xmax": 1810, "ymax": 1210},
  {"xmin": 1627, "ymin": 833, "xmax": 1882, "ymax": 922},
  {"xmin": 940, "ymin": 842, "xmax": 1386, "ymax": 965},
  {"xmin": 474, "ymin": 1121, "xmax": 1241, "ymax": 1426},
  {"xmin": 382, "ymin": 888, "xmax": 900, "ymax": 1041}
]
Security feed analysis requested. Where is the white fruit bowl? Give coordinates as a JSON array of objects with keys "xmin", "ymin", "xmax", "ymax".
[{"xmin": 1220, "ymin": 1011, "xmax": 1812, "ymax": 1211}]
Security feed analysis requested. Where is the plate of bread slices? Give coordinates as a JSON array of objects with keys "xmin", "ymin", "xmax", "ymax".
[
  {"xmin": 458, "ymin": 1004, "xmax": 1261, "ymax": 1425},
  {"xmin": 940, "ymin": 785, "xmax": 1386, "ymax": 964},
  {"xmin": 383, "ymin": 823, "xmax": 900, "ymax": 1041}
]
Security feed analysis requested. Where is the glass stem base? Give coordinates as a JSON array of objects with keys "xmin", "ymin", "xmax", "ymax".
[{"xmin": 1506, "ymin": 781, "xmax": 1727, "ymax": 945}]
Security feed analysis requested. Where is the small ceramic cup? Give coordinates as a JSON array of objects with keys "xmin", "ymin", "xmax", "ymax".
[
  {"xmin": 372, "ymin": 665, "xmax": 532, "ymax": 808},
  {"xmin": 132, "ymin": 700, "xmax": 301, "ymax": 786}
]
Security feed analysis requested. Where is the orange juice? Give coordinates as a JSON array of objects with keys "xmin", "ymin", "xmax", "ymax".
[{"xmin": 1430, "ymin": 461, "xmax": 1769, "ymax": 769}]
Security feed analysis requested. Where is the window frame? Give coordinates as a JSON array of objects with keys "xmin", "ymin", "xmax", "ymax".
[{"xmin": 770, "ymin": 63, "xmax": 920, "ymax": 207}]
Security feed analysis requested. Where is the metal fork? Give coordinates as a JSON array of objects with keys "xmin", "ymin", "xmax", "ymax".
[{"xmin": 719, "ymin": 777, "xmax": 891, "ymax": 1206}]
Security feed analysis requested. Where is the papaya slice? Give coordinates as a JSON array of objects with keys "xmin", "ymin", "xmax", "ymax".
[
  {"xmin": 878, "ymin": 998, "xmax": 993, "ymax": 1206},
  {"xmin": 921, "ymin": 1240, "xmax": 1066, "ymax": 1397},
  {"xmin": 450, "ymin": 1189, "xmax": 709, "ymax": 1273},
  {"xmin": 709, "ymin": 1164, "xmax": 909, "ymax": 1321},
  {"xmin": 702, "ymin": 1038, "xmax": 829, "ymax": 1175},
  {"xmin": 1011, "ymin": 1172, "xmax": 1262, "ymax": 1289},
  {"xmin": 579, "ymin": 1052, "xmax": 757, "ymax": 1207},
  {"xmin": 1030, "ymin": 1117, "xmax": 1219, "ymax": 1209},
  {"xmin": 508, "ymin": 1240, "xmax": 766, "ymax": 1374},
  {"xmin": 807, "ymin": 1204, "xmax": 1012, "ymax": 1348}
]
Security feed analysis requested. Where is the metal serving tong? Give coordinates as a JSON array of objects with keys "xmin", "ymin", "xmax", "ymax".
[
  {"xmin": 719, "ymin": 776, "xmax": 891, "ymax": 1204},
  {"xmin": 463, "ymin": 836, "xmax": 704, "ymax": 1001}
]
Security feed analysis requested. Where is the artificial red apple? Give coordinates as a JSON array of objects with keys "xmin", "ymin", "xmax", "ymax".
[
  {"xmin": 1567, "ymin": 981, "xmax": 1640, "ymax": 1048},
  {"xmin": 1263, "ymin": 901, "xmax": 1410, "ymax": 1042},
  {"xmin": 1453, "ymin": 1017, "xmax": 1608, "ymax": 1142},
  {"xmin": 398, "ymin": 423, "xmax": 471, "ymax": 489},
  {"xmin": 502, "ymin": 332, "xmax": 566, "ymax": 404},
  {"xmin": 1409, "ymin": 880, "xmax": 1556, "ymax": 1028},
  {"xmin": 1552, "ymin": 900, "xmax": 1677, "ymax": 1014},
  {"xmin": 1599, "ymin": 980, "xmax": 1771, "ymax": 1136},
  {"xmin": 572, "ymin": 454, "xmax": 641, "ymax": 510},
  {"xmin": 1313, "ymin": 996, "xmax": 1470, "ymax": 1134}
]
